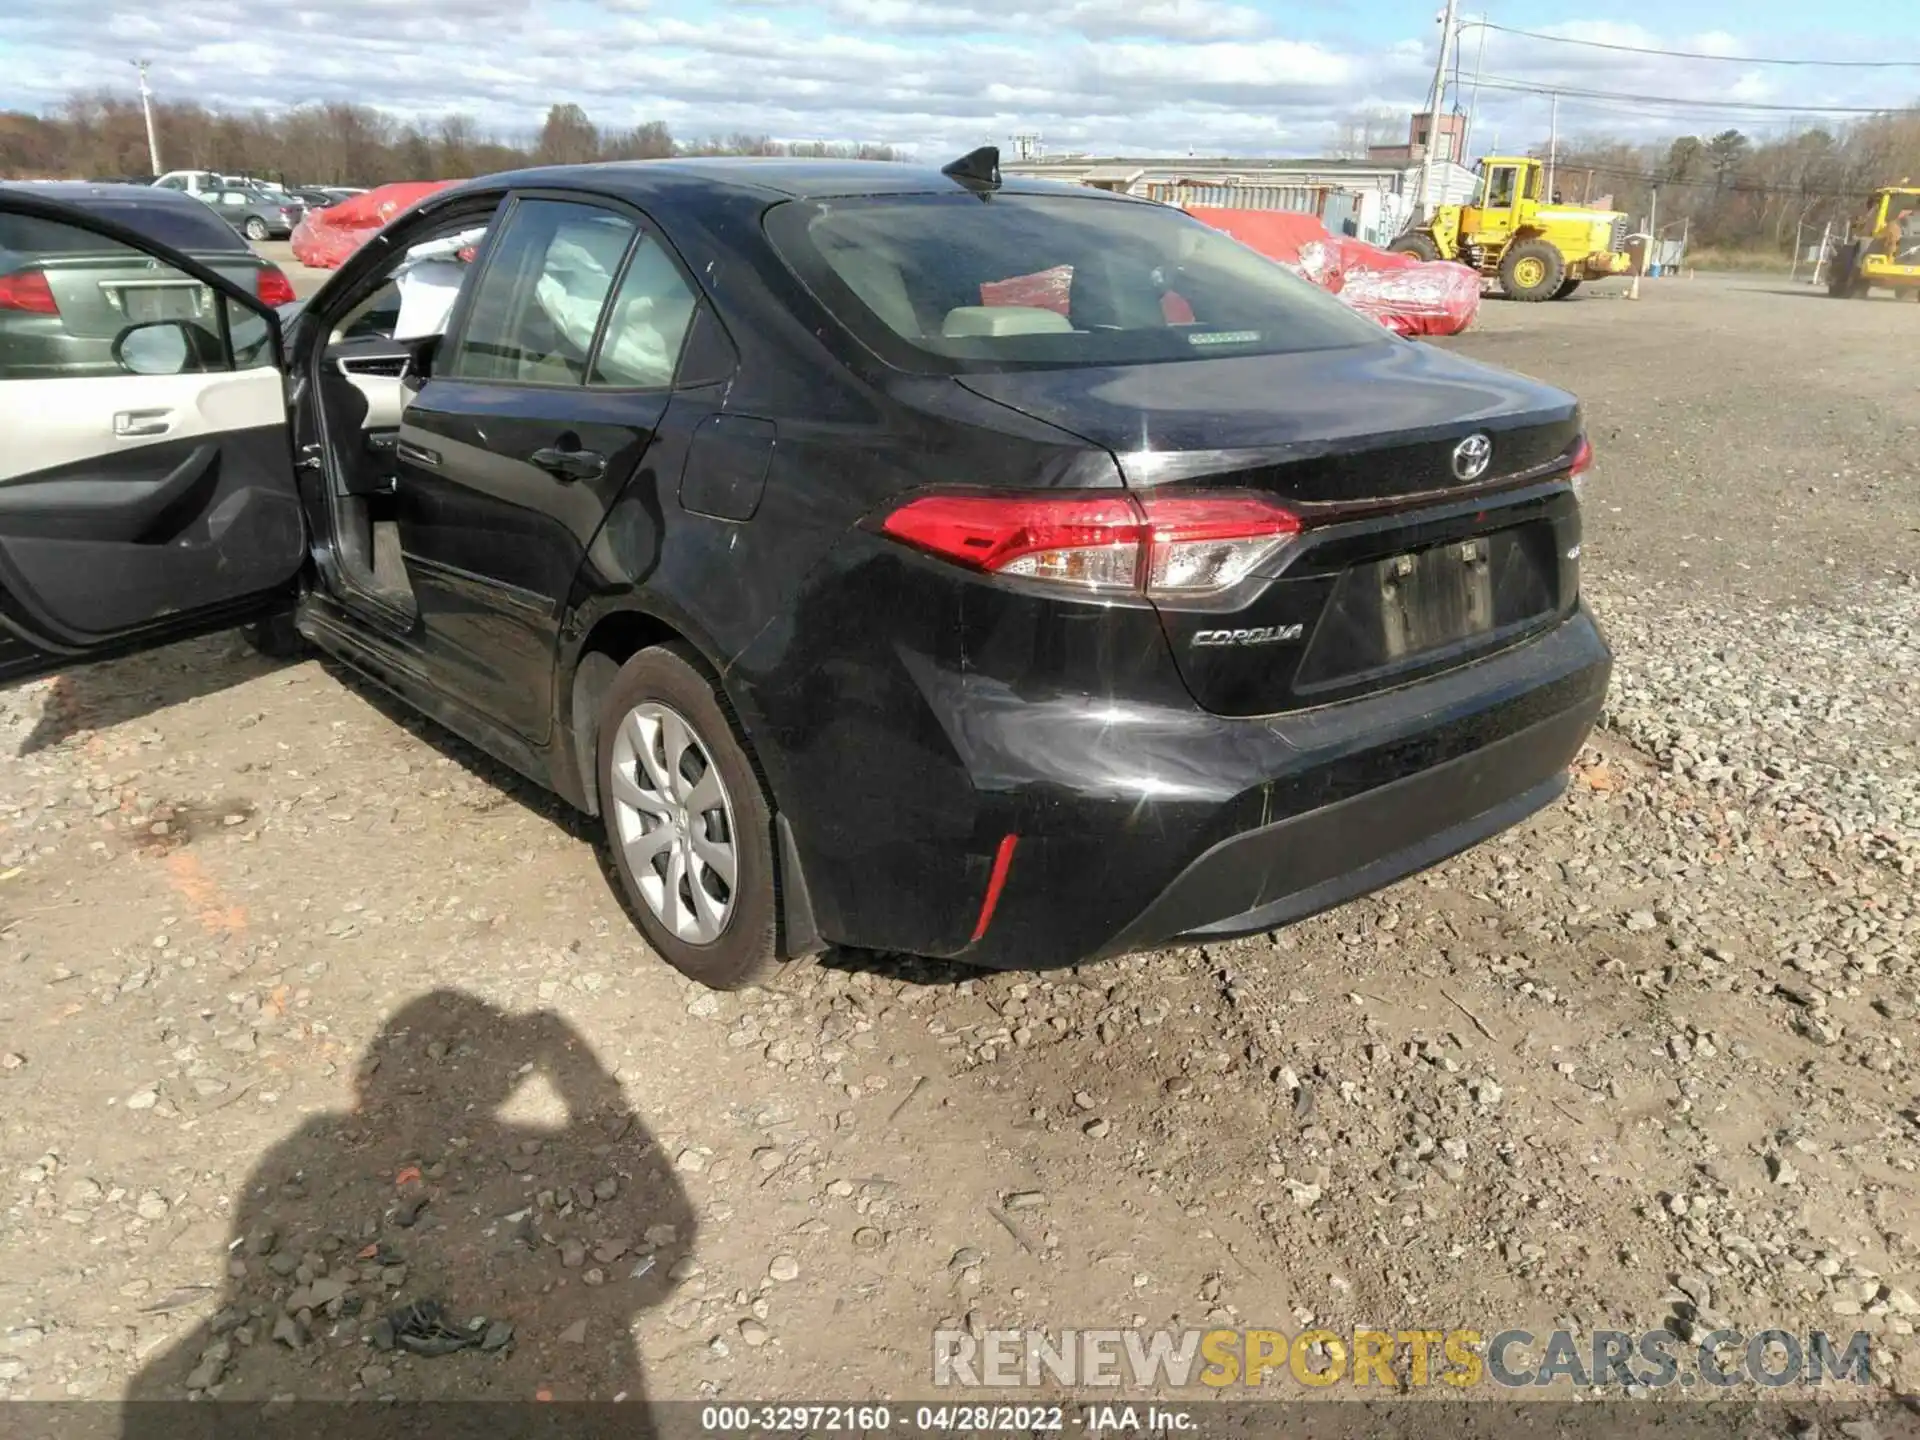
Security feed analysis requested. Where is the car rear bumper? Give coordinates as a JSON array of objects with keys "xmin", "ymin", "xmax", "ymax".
[
  {"xmin": 1099, "ymin": 704, "xmax": 1585, "ymax": 955},
  {"xmin": 901, "ymin": 604, "xmax": 1611, "ymax": 968}
]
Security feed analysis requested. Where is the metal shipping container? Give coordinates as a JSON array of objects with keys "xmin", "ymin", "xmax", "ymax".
[{"xmin": 1141, "ymin": 181, "xmax": 1330, "ymax": 214}]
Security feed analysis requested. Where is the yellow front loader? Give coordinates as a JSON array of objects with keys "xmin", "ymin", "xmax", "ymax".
[
  {"xmin": 1391, "ymin": 156, "xmax": 1632, "ymax": 302},
  {"xmin": 1827, "ymin": 183, "xmax": 1920, "ymax": 299}
]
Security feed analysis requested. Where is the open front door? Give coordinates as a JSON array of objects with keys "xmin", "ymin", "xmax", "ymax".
[{"xmin": 0, "ymin": 190, "xmax": 305, "ymax": 684}]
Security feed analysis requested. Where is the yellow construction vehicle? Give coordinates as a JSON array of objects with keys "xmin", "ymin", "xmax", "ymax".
[
  {"xmin": 1826, "ymin": 182, "xmax": 1920, "ymax": 298},
  {"xmin": 1390, "ymin": 156, "xmax": 1632, "ymax": 301}
]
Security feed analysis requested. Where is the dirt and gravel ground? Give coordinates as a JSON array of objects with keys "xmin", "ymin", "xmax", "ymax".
[{"xmin": 1, "ymin": 274, "xmax": 1917, "ymax": 1419}]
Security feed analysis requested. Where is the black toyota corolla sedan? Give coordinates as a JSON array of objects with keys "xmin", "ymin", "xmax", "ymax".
[{"xmin": 0, "ymin": 151, "xmax": 1610, "ymax": 988}]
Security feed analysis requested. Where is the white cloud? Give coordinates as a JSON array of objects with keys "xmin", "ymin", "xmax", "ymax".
[{"xmin": 0, "ymin": 0, "xmax": 1894, "ymax": 162}]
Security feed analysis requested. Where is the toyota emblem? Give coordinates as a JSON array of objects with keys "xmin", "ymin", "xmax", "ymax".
[{"xmin": 1451, "ymin": 433, "xmax": 1493, "ymax": 482}]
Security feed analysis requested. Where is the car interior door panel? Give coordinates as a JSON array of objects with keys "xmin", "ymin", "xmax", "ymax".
[
  {"xmin": 0, "ymin": 196, "xmax": 304, "ymax": 666},
  {"xmin": 294, "ymin": 205, "xmax": 506, "ymax": 628}
]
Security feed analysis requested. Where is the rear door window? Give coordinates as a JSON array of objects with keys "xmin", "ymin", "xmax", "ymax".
[
  {"xmin": 590, "ymin": 235, "xmax": 698, "ymax": 389},
  {"xmin": 443, "ymin": 199, "xmax": 635, "ymax": 384}
]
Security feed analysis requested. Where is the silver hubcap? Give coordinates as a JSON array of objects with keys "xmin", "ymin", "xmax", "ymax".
[{"xmin": 608, "ymin": 702, "xmax": 737, "ymax": 945}]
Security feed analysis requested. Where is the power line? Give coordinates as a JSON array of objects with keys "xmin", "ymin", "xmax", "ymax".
[
  {"xmin": 1472, "ymin": 75, "xmax": 1920, "ymax": 116},
  {"xmin": 1557, "ymin": 161, "xmax": 1871, "ymax": 199},
  {"xmin": 1485, "ymin": 90, "xmax": 1889, "ymax": 131},
  {"xmin": 1465, "ymin": 20, "xmax": 1920, "ymax": 68}
]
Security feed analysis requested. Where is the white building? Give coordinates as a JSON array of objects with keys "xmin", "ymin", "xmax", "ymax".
[{"xmin": 1000, "ymin": 155, "xmax": 1480, "ymax": 247}]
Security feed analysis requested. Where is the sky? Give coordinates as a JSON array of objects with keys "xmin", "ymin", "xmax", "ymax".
[{"xmin": 0, "ymin": 0, "xmax": 1916, "ymax": 159}]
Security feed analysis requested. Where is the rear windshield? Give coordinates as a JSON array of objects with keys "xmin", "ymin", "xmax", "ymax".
[
  {"xmin": 0, "ymin": 203, "xmax": 247, "ymax": 256},
  {"xmin": 764, "ymin": 191, "xmax": 1389, "ymax": 372}
]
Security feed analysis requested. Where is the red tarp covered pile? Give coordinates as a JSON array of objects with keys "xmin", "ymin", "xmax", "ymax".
[
  {"xmin": 1184, "ymin": 206, "xmax": 1480, "ymax": 337},
  {"xmin": 290, "ymin": 182, "xmax": 457, "ymax": 269}
]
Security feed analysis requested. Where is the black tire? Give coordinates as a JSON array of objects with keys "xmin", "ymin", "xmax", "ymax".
[
  {"xmin": 244, "ymin": 216, "xmax": 270, "ymax": 241},
  {"xmin": 596, "ymin": 644, "xmax": 778, "ymax": 990},
  {"xmin": 239, "ymin": 611, "xmax": 307, "ymax": 659},
  {"xmin": 1498, "ymin": 239, "xmax": 1566, "ymax": 302},
  {"xmin": 1828, "ymin": 246, "xmax": 1865, "ymax": 297},
  {"xmin": 1552, "ymin": 277, "xmax": 1582, "ymax": 300},
  {"xmin": 1390, "ymin": 232, "xmax": 1442, "ymax": 262}
]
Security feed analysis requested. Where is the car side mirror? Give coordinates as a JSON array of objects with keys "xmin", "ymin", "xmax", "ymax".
[
  {"xmin": 113, "ymin": 320, "xmax": 213, "ymax": 376},
  {"xmin": 399, "ymin": 332, "xmax": 441, "ymax": 390}
]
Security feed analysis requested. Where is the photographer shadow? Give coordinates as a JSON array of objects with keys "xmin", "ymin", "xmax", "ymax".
[{"xmin": 122, "ymin": 989, "xmax": 693, "ymax": 1432}]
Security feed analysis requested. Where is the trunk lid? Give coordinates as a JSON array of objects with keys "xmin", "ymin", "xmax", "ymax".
[
  {"xmin": 959, "ymin": 342, "xmax": 1586, "ymax": 717},
  {"xmin": 957, "ymin": 341, "xmax": 1579, "ymax": 504}
]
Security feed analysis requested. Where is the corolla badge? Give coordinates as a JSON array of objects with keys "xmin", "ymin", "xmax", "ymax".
[
  {"xmin": 1192, "ymin": 624, "xmax": 1304, "ymax": 647},
  {"xmin": 1451, "ymin": 432, "xmax": 1493, "ymax": 482}
]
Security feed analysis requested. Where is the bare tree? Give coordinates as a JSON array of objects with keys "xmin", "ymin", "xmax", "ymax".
[
  {"xmin": 0, "ymin": 90, "xmax": 904, "ymax": 184},
  {"xmin": 537, "ymin": 103, "xmax": 600, "ymax": 166}
]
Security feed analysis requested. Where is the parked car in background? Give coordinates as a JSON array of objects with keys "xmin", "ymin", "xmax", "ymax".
[
  {"xmin": 0, "ymin": 182, "xmax": 296, "ymax": 377},
  {"xmin": 288, "ymin": 186, "xmax": 340, "ymax": 208},
  {"xmin": 0, "ymin": 155, "xmax": 1608, "ymax": 989},
  {"xmin": 203, "ymin": 185, "xmax": 303, "ymax": 241},
  {"xmin": 152, "ymin": 169, "xmax": 234, "ymax": 197}
]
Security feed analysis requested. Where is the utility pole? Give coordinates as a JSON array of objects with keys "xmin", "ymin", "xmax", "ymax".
[
  {"xmin": 1649, "ymin": 185, "xmax": 1658, "ymax": 273},
  {"xmin": 1545, "ymin": 92, "xmax": 1558, "ymax": 201},
  {"xmin": 1465, "ymin": 15, "xmax": 1489, "ymax": 150},
  {"xmin": 132, "ymin": 60, "xmax": 161, "ymax": 175},
  {"xmin": 1414, "ymin": 0, "xmax": 1460, "ymax": 221}
]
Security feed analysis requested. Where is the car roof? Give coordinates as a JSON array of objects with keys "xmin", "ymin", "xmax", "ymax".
[
  {"xmin": 0, "ymin": 180, "xmax": 253, "ymax": 251},
  {"xmin": 445, "ymin": 157, "xmax": 1143, "ymax": 205},
  {"xmin": 3, "ymin": 180, "xmax": 211, "ymax": 206}
]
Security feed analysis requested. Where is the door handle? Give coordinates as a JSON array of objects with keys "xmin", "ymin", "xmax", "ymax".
[
  {"xmin": 113, "ymin": 409, "xmax": 175, "ymax": 438},
  {"xmin": 529, "ymin": 445, "xmax": 607, "ymax": 482}
]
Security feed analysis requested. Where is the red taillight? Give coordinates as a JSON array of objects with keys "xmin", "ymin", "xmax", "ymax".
[
  {"xmin": 882, "ymin": 493, "xmax": 1140, "ymax": 588},
  {"xmin": 880, "ymin": 490, "xmax": 1302, "ymax": 599},
  {"xmin": 1567, "ymin": 435, "xmax": 1593, "ymax": 496},
  {"xmin": 0, "ymin": 270, "xmax": 58, "ymax": 315},
  {"xmin": 256, "ymin": 266, "xmax": 296, "ymax": 306},
  {"xmin": 1138, "ymin": 492, "xmax": 1302, "ymax": 595}
]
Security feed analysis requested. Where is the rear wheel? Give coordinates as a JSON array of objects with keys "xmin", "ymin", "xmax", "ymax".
[
  {"xmin": 1499, "ymin": 240, "xmax": 1566, "ymax": 301},
  {"xmin": 1390, "ymin": 232, "xmax": 1442, "ymax": 262},
  {"xmin": 1552, "ymin": 277, "xmax": 1582, "ymax": 300},
  {"xmin": 243, "ymin": 216, "xmax": 270, "ymax": 241},
  {"xmin": 597, "ymin": 644, "xmax": 779, "ymax": 990}
]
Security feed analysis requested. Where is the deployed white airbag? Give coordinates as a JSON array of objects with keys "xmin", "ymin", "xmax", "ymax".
[{"xmin": 392, "ymin": 226, "xmax": 489, "ymax": 342}]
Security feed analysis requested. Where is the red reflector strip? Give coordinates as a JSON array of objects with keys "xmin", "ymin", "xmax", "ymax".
[{"xmin": 970, "ymin": 833, "xmax": 1020, "ymax": 944}]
